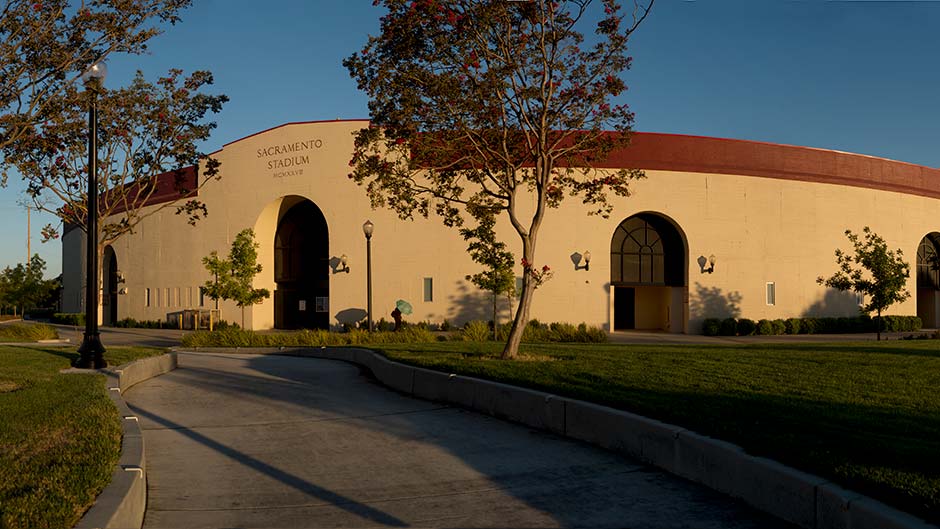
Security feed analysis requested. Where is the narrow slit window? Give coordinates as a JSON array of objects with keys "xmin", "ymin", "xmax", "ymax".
[
  {"xmin": 145, "ymin": 288, "xmax": 151, "ymax": 307},
  {"xmin": 766, "ymin": 282, "xmax": 776, "ymax": 306},
  {"xmin": 423, "ymin": 277, "xmax": 433, "ymax": 302}
]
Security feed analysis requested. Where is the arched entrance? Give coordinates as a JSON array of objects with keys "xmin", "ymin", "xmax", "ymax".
[
  {"xmin": 916, "ymin": 233, "xmax": 940, "ymax": 328},
  {"xmin": 610, "ymin": 213, "xmax": 687, "ymax": 332},
  {"xmin": 102, "ymin": 246, "xmax": 118, "ymax": 325},
  {"xmin": 274, "ymin": 200, "xmax": 329, "ymax": 329}
]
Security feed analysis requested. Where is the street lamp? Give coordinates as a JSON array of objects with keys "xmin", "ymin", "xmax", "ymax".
[
  {"xmin": 77, "ymin": 61, "xmax": 107, "ymax": 369},
  {"xmin": 363, "ymin": 220, "xmax": 374, "ymax": 332}
]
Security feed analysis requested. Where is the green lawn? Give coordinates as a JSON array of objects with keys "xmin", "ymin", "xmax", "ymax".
[
  {"xmin": 0, "ymin": 346, "xmax": 164, "ymax": 528},
  {"xmin": 375, "ymin": 341, "xmax": 940, "ymax": 524}
]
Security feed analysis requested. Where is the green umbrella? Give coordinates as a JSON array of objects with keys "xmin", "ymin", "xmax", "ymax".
[{"xmin": 395, "ymin": 299, "xmax": 413, "ymax": 315}]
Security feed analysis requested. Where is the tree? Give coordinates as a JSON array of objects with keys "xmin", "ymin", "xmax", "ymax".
[
  {"xmin": 461, "ymin": 211, "xmax": 516, "ymax": 340},
  {"xmin": 346, "ymin": 0, "xmax": 653, "ymax": 358},
  {"xmin": 0, "ymin": 255, "xmax": 57, "ymax": 316},
  {"xmin": 2, "ymin": 69, "xmax": 227, "ymax": 322},
  {"xmin": 201, "ymin": 229, "xmax": 270, "ymax": 328},
  {"xmin": 817, "ymin": 227, "xmax": 911, "ymax": 341},
  {"xmin": 0, "ymin": 0, "xmax": 192, "ymax": 155}
]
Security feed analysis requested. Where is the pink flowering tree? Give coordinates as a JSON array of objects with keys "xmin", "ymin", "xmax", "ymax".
[{"xmin": 345, "ymin": 0, "xmax": 652, "ymax": 358}]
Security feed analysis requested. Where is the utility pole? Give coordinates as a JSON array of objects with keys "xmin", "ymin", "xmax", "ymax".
[{"xmin": 26, "ymin": 205, "xmax": 30, "ymax": 266}]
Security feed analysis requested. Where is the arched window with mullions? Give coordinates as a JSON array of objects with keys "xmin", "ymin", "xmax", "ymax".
[
  {"xmin": 917, "ymin": 234, "xmax": 940, "ymax": 290},
  {"xmin": 611, "ymin": 217, "xmax": 663, "ymax": 284},
  {"xmin": 611, "ymin": 213, "xmax": 685, "ymax": 286}
]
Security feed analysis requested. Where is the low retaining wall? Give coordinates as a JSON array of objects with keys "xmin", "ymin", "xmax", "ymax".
[
  {"xmin": 74, "ymin": 352, "xmax": 178, "ymax": 529},
  {"xmin": 282, "ymin": 347, "xmax": 935, "ymax": 529}
]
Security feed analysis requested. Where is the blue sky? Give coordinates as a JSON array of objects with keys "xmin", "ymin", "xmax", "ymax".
[{"xmin": 2, "ymin": 0, "xmax": 938, "ymax": 277}]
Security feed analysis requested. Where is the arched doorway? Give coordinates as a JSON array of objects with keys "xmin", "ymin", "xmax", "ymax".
[
  {"xmin": 610, "ymin": 213, "xmax": 687, "ymax": 332},
  {"xmin": 916, "ymin": 233, "xmax": 940, "ymax": 328},
  {"xmin": 102, "ymin": 246, "xmax": 118, "ymax": 325},
  {"xmin": 274, "ymin": 200, "xmax": 329, "ymax": 329}
]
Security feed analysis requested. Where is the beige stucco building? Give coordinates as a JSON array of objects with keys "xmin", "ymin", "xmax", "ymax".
[{"xmin": 62, "ymin": 120, "xmax": 940, "ymax": 332}]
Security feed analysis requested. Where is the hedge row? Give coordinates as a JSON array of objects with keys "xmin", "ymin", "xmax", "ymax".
[
  {"xmin": 702, "ymin": 315, "xmax": 922, "ymax": 337},
  {"xmin": 51, "ymin": 313, "xmax": 84, "ymax": 326}
]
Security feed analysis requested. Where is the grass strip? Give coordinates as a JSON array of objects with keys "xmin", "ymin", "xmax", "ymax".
[
  {"xmin": 0, "ymin": 346, "xmax": 164, "ymax": 528},
  {"xmin": 374, "ymin": 341, "xmax": 940, "ymax": 524},
  {"xmin": 0, "ymin": 324, "xmax": 58, "ymax": 342}
]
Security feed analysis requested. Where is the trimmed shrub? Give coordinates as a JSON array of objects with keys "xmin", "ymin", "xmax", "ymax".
[
  {"xmin": 702, "ymin": 319, "xmax": 721, "ymax": 336},
  {"xmin": 52, "ymin": 313, "xmax": 84, "ymax": 326},
  {"xmin": 736, "ymin": 318, "xmax": 756, "ymax": 336},
  {"xmin": 771, "ymin": 319, "xmax": 787, "ymax": 335},
  {"xmin": 785, "ymin": 318, "xmax": 801, "ymax": 335},
  {"xmin": 755, "ymin": 319, "xmax": 774, "ymax": 336},
  {"xmin": 718, "ymin": 318, "xmax": 737, "ymax": 336}
]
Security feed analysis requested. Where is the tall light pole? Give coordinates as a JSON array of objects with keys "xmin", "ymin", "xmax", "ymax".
[
  {"xmin": 363, "ymin": 220, "xmax": 374, "ymax": 332},
  {"xmin": 77, "ymin": 61, "xmax": 107, "ymax": 369}
]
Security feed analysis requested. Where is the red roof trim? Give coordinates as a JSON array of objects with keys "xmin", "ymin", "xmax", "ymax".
[{"xmin": 604, "ymin": 132, "xmax": 940, "ymax": 200}]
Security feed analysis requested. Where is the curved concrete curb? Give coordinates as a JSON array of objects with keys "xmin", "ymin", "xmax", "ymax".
[
  {"xmin": 74, "ymin": 353, "xmax": 178, "ymax": 529},
  {"xmin": 247, "ymin": 346, "xmax": 935, "ymax": 529}
]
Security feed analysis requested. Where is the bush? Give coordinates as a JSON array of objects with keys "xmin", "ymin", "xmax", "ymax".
[
  {"xmin": 24, "ymin": 308, "xmax": 55, "ymax": 320},
  {"xmin": 755, "ymin": 319, "xmax": 774, "ymax": 336},
  {"xmin": 702, "ymin": 319, "xmax": 721, "ymax": 336},
  {"xmin": 718, "ymin": 318, "xmax": 737, "ymax": 336},
  {"xmin": 113, "ymin": 318, "xmax": 171, "ymax": 329},
  {"xmin": 771, "ymin": 319, "xmax": 787, "ymax": 335},
  {"xmin": 51, "ymin": 313, "xmax": 84, "ymax": 326},
  {"xmin": 784, "ymin": 318, "xmax": 801, "ymax": 335},
  {"xmin": 459, "ymin": 320, "xmax": 492, "ymax": 342},
  {"xmin": 736, "ymin": 318, "xmax": 756, "ymax": 336}
]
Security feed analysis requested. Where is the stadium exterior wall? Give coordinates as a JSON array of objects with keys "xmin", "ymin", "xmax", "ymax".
[{"xmin": 61, "ymin": 120, "xmax": 940, "ymax": 332}]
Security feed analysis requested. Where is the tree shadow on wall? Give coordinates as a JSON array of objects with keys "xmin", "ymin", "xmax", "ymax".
[
  {"xmin": 689, "ymin": 283, "xmax": 742, "ymax": 332},
  {"xmin": 802, "ymin": 288, "xmax": 860, "ymax": 317},
  {"xmin": 447, "ymin": 281, "xmax": 513, "ymax": 327}
]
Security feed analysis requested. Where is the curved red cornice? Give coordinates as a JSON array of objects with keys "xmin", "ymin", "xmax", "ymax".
[{"xmin": 608, "ymin": 132, "xmax": 940, "ymax": 200}]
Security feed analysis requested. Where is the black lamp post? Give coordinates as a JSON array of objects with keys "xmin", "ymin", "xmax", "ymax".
[
  {"xmin": 363, "ymin": 220, "xmax": 374, "ymax": 332},
  {"xmin": 77, "ymin": 61, "xmax": 107, "ymax": 369}
]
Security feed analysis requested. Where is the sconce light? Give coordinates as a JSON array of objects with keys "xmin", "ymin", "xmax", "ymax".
[
  {"xmin": 118, "ymin": 287, "xmax": 128, "ymax": 295},
  {"xmin": 334, "ymin": 254, "xmax": 350, "ymax": 274},
  {"xmin": 116, "ymin": 270, "xmax": 126, "ymax": 283},
  {"xmin": 697, "ymin": 255, "xmax": 717, "ymax": 274},
  {"xmin": 575, "ymin": 250, "xmax": 592, "ymax": 271}
]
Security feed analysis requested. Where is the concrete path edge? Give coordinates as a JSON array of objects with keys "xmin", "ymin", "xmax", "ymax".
[
  {"xmin": 215, "ymin": 346, "xmax": 936, "ymax": 529},
  {"xmin": 74, "ymin": 352, "xmax": 178, "ymax": 529}
]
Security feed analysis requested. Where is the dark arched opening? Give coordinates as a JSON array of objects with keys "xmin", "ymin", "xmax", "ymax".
[
  {"xmin": 610, "ymin": 213, "xmax": 687, "ymax": 332},
  {"xmin": 916, "ymin": 233, "xmax": 940, "ymax": 328},
  {"xmin": 274, "ymin": 200, "xmax": 329, "ymax": 329},
  {"xmin": 103, "ymin": 246, "xmax": 118, "ymax": 326}
]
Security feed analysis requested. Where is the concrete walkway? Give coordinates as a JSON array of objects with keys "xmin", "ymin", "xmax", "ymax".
[{"xmin": 124, "ymin": 352, "xmax": 792, "ymax": 528}]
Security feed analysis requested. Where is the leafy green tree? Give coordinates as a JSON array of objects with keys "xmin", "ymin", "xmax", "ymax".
[
  {"xmin": 817, "ymin": 227, "xmax": 911, "ymax": 341},
  {"xmin": 461, "ymin": 211, "xmax": 516, "ymax": 340},
  {"xmin": 0, "ymin": 0, "xmax": 192, "ymax": 155},
  {"xmin": 0, "ymin": 255, "xmax": 57, "ymax": 316},
  {"xmin": 346, "ymin": 0, "xmax": 652, "ymax": 358},
  {"xmin": 3, "ymin": 69, "xmax": 227, "ymax": 323},
  {"xmin": 201, "ymin": 229, "xmax": 270, "ymax": 328},
  {"xmin": 4, "ymin": 69, "xmax": 228, "ymax": 245}
]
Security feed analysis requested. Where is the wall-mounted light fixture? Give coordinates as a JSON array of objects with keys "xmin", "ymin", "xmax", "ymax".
[
  {"xmin": 575, "ymin": 250, "xmax": 592, "ymax": 271},
  {"xmin": 334, "ymin": 254, "xmax": 350, "ymax": 274},
  {"xmin": 697, "ymin": 254, "xmax": 716, "ymax": 274},
  {"xmin": 116, "ymin": 270, "xmax": 126, "ymax": 283},
  {"xmin": 118, "ymin": 287, "xmax": 128, "ymax": 295}
]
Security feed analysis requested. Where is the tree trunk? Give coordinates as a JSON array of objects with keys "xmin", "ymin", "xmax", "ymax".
[
  {"xmin": 492, "ymin": 290, "xmax": 498, "ymax": 341},
  {"xmin": 241, "ymin": 306, "xmax": 245, "ymax": 329},
  {"xmin": 877, "ymin": 308, "xmax": 881, "ymax": 341}
]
